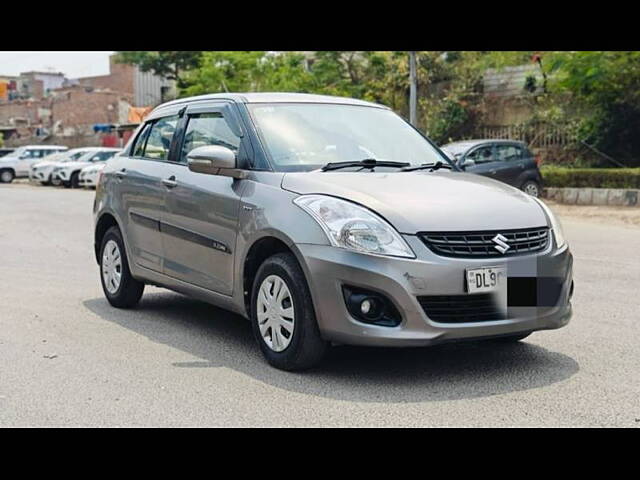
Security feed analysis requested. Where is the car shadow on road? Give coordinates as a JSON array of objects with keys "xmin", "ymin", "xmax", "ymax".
[{"xmin": 83, "ymin": 291, "xmax": 579, "ymax": 403}]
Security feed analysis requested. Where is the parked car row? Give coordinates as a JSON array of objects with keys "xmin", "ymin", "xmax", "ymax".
[
  {"xmin": 1, "ymin": 139, "xmax": 543, "ymax": 196},
  {"xmin": 0, "ymin": 145, "xmax": 69, "ymax": 183},
  {"xmin": 0, "ymin": 144, "xmax": 121, "ymax": 188},
  {"xmin": 46, "ymin": 148, "xmax": 121, "ymax": 188}
]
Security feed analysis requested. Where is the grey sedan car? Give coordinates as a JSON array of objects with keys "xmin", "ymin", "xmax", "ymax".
[
  {"xmin": 94, "ymin": 93, "xmax": 573, "ymax": 371},
  {"xmin": 441, "ymin": 139, "xmax": 544, "ymax": 197}
]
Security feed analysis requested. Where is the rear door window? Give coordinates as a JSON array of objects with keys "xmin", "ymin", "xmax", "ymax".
[
  {"xmin": 495, "ymin": 144, "xmax": 523, "ymax": 162},
  {"xmin": 143, "ymin": 116, "xmax": 179, "ymax": 160}
]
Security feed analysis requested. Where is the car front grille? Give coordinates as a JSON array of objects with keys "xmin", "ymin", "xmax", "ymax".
[
  {"xmin": 418, "ymin": 293, "xmax": 505, "ymax": 323},
  {"xmin": 419, "ymin": 227, "xmax": 549, "ymax": 258}
]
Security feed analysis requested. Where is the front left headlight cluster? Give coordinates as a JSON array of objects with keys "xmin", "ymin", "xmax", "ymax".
[
  {"xmin": 294, "ymin": 194, "xmax": 415, "ymax": 258},
  {"xmin": 533, "ymin": 197, "xmax": 567, "ymax": 249}
]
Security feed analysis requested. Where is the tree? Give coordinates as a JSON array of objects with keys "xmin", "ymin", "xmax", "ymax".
[
  {"xmin": 546, "ymin": 51, "xmax": 640, "ymax": 165},
  {"xmin": 115, "ymin": 51, "xmax": 203, "ymax": 89},
  {"xmin": 182, "ymin": 51, "xmax": 314, "ymax": 95},
  {"xmin": 0, "ymin": 132, "xmax": 4, "ymax": 148}
]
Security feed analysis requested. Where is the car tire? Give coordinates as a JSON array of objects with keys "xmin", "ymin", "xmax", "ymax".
[
  {"xmin": 70, "ymin": 171, "xmax": 80, "ymax": 189},
  {"xmin": 51, "ymin": 176, "xmax": 62, "ymax": 187},
  {"xmin": 521, "ymin": 180, "xmax": 541, "ymax": 197},
  {"xmin": 99, "ymin": 226, "xmax": 144, "ymax": 309},
  {"xmin": 489, "ymin": 332, "xmax": 532, "ymax": 343},
  {"xmin": 250, "ymin": 252, "xmax": 328, "ymax": 371},
  {"xmin": 0, "ymin": 169, "xmax": 15, "ymax": 183}
]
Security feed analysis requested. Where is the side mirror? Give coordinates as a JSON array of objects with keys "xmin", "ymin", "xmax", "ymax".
[
  {"xmin": 187, "ymin": 145, "xmax": 246, "ymax": 179},
  {"xmin": 460, "ymin": 158, "xmax": 476, "ymax": 169}
]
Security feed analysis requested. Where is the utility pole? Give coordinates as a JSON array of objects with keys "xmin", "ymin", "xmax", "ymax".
[{"xmin": 409, "ymin": 51, "xmax": 418, "ymax": 127}]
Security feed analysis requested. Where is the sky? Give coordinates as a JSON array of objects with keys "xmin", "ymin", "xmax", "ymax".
[{"xmin": 0, "ymin": 51, "xmax": 115, "ymax": 78}]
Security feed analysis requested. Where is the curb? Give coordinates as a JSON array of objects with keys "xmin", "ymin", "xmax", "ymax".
[{"xmin": 544, "ymin": 187, "xmax": 640, "ymax": 207}]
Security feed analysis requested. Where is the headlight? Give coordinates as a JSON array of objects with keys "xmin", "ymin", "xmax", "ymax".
[
  {"xmin": 533, "ymin": 197, "xmax": 566, "ymax": 249},
  {"xmin": 294, "ymin": 194, "xmax": 415, "ymax": 258}
]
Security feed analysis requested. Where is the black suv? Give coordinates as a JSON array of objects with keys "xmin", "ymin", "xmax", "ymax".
[{"xmin": 441, "ymin": 139, "xmax": 543, "ymax": 197}]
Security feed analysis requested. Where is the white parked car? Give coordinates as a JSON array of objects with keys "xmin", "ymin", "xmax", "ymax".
[
  {"xmin": 0, "ymin": 145, "xmax": 68, "ymax": 183},
  {"xmin": 78, "ymin": 162, "xmax": 107, "ymax": 189},
  {"xmin": 52, "ymin": 148, "xmax": 121, "ymax": 188},
  {"xmin": 30, "ymin": 148, "xmax": 103, "ymax": 185}
]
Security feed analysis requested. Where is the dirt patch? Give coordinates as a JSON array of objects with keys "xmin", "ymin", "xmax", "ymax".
[{"xmin": 546, "ymin": 200, "xmax": 640, "ymax": 228}]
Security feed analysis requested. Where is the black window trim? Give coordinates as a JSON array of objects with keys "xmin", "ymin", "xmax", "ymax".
[{"xmin": 172, "ymin": 101, "xmax": 254, "ymax": 169}]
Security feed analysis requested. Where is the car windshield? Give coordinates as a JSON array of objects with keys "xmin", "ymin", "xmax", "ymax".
[
  {"xmin": 441, "ymin": 143, "xmax": 472, "ymax": 158},
  {"xmin": 248, "ymin": 103, "xmax": 451, "ymax": 172}
]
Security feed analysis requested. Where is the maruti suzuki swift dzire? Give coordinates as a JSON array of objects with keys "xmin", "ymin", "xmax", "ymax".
[{"xmin": 93, "ymin": 93, "xmax": 573, "ymax": 371}]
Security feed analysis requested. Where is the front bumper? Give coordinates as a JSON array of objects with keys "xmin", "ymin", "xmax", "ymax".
[
  {"xmin": 298, "ymin": 235, "xmax": 573, "ymax": 347},
  {"xmin": 78, "ymin": 172, "xmax": 97, "ymax": 187},
  {"xmin": 31, "ymin": 168, "xmax": 53, "ymax": 183}
]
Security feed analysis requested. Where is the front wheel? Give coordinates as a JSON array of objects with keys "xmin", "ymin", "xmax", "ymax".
[
  {"xmin": 100, "ymin": 226, "xmax": 144, "ymax": 308},
  {"xmin": 0, "ymin": 169, "xmax": 15, "ymax": 183},
  {"xmin": 522, "ymin": 180, "xmax": 541, "ymax": 197},
  {"xmin": 251, "ymin": 252, "xmax": 328, "ymax": 371},
  {"xmin": 70, "ymin": 171, "xmax": 80, "ymax": 189}
]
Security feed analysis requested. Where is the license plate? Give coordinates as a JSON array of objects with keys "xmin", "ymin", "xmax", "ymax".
[{"xmin": 466, "ymin": 266, "xmax": 506, "ymax": 294}]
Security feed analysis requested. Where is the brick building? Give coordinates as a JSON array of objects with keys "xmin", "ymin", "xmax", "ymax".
[
  {"xmin": 71, "ymin": 54, "xmax": 175, "ymax": 107},
  {"xmin": 0, "ymin": 54, "xmax": 173, "ymax": 146}
]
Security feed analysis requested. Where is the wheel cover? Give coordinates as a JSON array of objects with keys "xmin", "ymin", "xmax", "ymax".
[
  {"xmin": 1, "ymin": 171, "xmax": 12, "ymax": 182},
  {"xmin": 256, "ymin": 274, "xmax": 295, "ymax": 352},
  {"xmin": 524, "ymin": 182, "xmax": 539, "ymax": 197},
  {"xmin": 102, "ymin": 240, "xmax": 123, "ymax": 294}
]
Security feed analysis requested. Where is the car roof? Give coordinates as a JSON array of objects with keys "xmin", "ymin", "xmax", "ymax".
[{"xmin": 156, "ymin": 92, "xmax": 388, "ymax": 111}]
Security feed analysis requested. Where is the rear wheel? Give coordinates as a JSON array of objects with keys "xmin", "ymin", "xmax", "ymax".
[
  {"xmin": 251, "ymin": 252, "xmax": 327, "ymax": 371},
  {"xmin": 0, "ymin": 169, "xmax": 15, "ymax": 183},
  {"xmin": 522, "ymin": 180, "xmax": 540, "ymax": 197},
  {"xmin": 100, "ymin": 226, "xmax": 144, "ymax": 308}
]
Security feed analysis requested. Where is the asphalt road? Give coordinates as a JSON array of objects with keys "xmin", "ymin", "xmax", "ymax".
[{"xmin": 1, "ymin": 183, "xmax": 639, "ymax": 427}]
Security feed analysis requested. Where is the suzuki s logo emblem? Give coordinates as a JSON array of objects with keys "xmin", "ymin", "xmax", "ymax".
[{"xmin": 492, "ymin": 234, "xmax": 510, "ymax": 254}]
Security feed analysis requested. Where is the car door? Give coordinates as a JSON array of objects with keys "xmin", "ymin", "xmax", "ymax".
[
  {"xmin": 117, "ymin": 112, "xmax": 180, "ymax": 273},
  {"xmin": 463, "ymin": 144, "xmax": 499, "ymax": 179},
  {"xmin": 15, "ymin": 148, "xmax": 41, "ymax": 176},
  {"xmin": 160, "ymin": 101, "xmax": 249, "ymax": 296}
]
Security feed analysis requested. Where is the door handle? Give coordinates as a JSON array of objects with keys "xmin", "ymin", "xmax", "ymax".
[
  {"xmin": 162, "ymin": 176, "xmax": 177, "ymax": 189},
  {"xmin": 490, "ymin": 170, "xmax": 497, "ymax": 175}
]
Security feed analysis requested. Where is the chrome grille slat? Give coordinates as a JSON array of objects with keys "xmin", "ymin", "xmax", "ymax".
[{"xmin": 420, "ymin": 227, "xmax": 549, "ymax": 258}]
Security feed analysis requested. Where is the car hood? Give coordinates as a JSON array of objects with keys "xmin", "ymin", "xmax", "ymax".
[
  {"xmin": 33, "ymin": 160, "xmax": 58, "ymax": 169},
  {"xmin": 0, "ymin": 155, "xmax": 18, "ymax": 163},
  {"xmin": 82, "ymin": 163, "xmax": 105, "ymax": 172},
  {"xmin": 281, "ymin": 171, "xmax": 548, "ymax": 233},
  {"xmin": 58, "ymin": 161, "xmax": 91, "ymax": 170}
]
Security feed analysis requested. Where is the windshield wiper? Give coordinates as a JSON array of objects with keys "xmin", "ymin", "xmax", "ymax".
[
  {"xmin": 400, "ymin": 161, "xmax": 453, "ymax": 172},
  {"xmin": 321, "ymin": 158, "xmax": 410, "ymax": 172}
]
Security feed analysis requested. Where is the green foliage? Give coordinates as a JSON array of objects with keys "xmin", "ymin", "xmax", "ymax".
[
  {"xmin": 115, "ymin": 51, "xmax": 202, "ymax": 88},
  {"xmin": 545, "ymin": 51, "xmax": 640, "ymax": 165},
  {"xmin": 183, "ymin": 51, "xmax": 314, "ymax": 96},
  {"xmin": 541, "ymin": 166, "xmax": 640, "ymax": 188},
  {"xmin": 115, "ymin": 50, "xmax": 640, "ymax": 165},
  {"xmin": 0, "ymin": 132, "xmax": 4, "ymax": 148}
]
